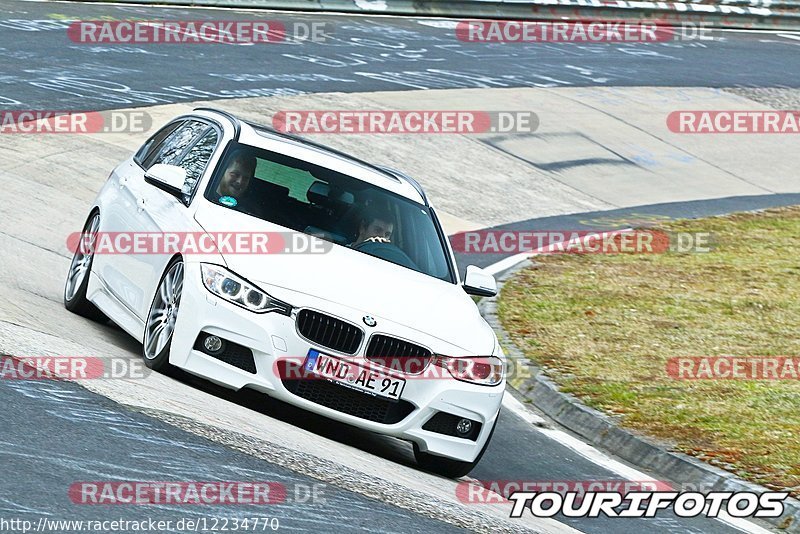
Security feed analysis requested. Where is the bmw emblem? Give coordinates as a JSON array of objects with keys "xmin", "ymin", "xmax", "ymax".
[{"xmin": 363, "ymin": 315, "xmax": 377, "ymax": 327}]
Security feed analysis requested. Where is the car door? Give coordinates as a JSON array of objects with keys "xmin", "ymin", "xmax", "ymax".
[
  {"xmin": 133, "ymin": 121, "xmax": 222, "ymax": 321},
  {"xmin": 100, "ymin": 119, "xmax": 217, "ymax": 321},
  {"xmin": 93, "ymin": 119, "xmax": 186, "ymax": 321}
]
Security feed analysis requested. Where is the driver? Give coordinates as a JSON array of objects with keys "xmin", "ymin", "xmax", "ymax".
[
  {"xmin": 352, "ymin": 204, "xmax": 395, "ymax": 247},
  {"xmin": 216, "ymin": 149, "xmax": 256, "ymax": 201}
]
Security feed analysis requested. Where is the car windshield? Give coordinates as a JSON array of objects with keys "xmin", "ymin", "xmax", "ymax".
[{"xmin": 204, "ymin": 142, "xmax": 454, "ymax": 282}]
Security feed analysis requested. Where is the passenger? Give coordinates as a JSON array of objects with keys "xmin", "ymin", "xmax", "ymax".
[{"xmin": 352, "ymin": 204, "xmax": 395, "ymax": 247}]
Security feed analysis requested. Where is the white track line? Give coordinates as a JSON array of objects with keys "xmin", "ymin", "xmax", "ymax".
[{"xmin": 502, "ymin": 393, "xmax": 547, "ymax": 426}]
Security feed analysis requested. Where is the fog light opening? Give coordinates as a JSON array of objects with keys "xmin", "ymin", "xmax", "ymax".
[
  {"xmin": 456, "ymin": 418, "xmax": 473, "ymax": 436},
  {"xmin": 203, "ymin": 335, "xmax": 224, "ymax": 354}
]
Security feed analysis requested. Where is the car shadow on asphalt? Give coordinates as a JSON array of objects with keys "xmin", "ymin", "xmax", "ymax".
[{"xmin": 161, "ymin": 365, "xmax": 421, "ymax": 470}]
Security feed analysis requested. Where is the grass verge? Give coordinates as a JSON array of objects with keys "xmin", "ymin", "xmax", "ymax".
[{"xmin": 498, "ymin": 206, "xmax": 800, "ymax": 495}]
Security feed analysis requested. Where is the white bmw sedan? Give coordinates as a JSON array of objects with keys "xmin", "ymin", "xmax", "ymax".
[{"xmin": 64, "ymin": 108, "xmax": 505, "ymax": 477}]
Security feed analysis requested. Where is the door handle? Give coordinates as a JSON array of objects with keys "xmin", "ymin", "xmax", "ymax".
[
  {"xmin": 119, "ymin": 176, "xmax": 129, "ymax": 189},
  {"xmin": 137, "ymin": 197, "xmax": 146, "ymax": 211}
]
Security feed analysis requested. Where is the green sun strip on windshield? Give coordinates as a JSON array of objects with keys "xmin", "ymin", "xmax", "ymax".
[{"xmin": 254, "ymin": 159, "xmax": 318, "ymax": 203}]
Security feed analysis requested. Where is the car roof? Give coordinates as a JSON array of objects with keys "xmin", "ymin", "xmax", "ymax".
[{"xmin": 193, "ymin": 107, "xmax": 428, "ymax": 205}]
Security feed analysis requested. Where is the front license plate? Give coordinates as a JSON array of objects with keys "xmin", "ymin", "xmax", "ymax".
[{"xmin": 304, "ymin": 349, "xmax": 406, "ymax": 402}]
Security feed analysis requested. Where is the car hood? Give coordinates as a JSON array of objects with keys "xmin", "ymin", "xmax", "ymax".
[{"xmin": 194, "ymin": 203, "xmax": 495, "ymax": 354}]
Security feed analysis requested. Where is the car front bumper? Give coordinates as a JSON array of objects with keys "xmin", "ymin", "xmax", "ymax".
[{"xmin": 169, "ymin": 262, "xmax": 504, "ymax": 463}]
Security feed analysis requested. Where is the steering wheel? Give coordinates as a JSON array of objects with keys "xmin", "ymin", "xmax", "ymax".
[{"xmin": 353, "ymin": 240, "xmax": 419, "ymax": 271}]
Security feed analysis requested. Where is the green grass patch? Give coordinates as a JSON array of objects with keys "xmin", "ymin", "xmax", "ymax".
[{"xmin": 499, "ymin": 207, "xmax": 800, "ymax": 494}]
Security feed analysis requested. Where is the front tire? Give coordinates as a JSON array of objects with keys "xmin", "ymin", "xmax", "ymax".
[
  {"xmin": 64, "ymin": 212, "xmax": 106, "ymax": 322},
  {"xmin": 413, "ymin": 414, "xmax": 499, "ymax": 478},
  {"xmin": 142, "ymin": 258, "xmax": 184, "ymax": 371}
]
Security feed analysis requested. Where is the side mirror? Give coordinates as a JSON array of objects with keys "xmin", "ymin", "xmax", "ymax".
[
  {"xmin": 463, "ymin": 265, "xmax": 497, "ymax": 297},
  {"xmin": 144, "ymin": 164, "xmax": 186, "ymax": 197}
]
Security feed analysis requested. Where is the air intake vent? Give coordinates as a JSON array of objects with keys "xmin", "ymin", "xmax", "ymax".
[
  {"xmin": 193, "ymin": 333, "xmax": 256, "ymax": 374},
  {"xmin": 422, "ymin": 412, "xmax": 482, "ymax": 441},
  {"xmin": 296, "ymin": 309, "xmax": 363, "ymax": 355},
  {"xmin": 366, "ymin": 335, "xmax": 432, "ymax": 374},
  {"xmin": 282, "ymin": 378, "xmax": 415, "ymax": 424}
]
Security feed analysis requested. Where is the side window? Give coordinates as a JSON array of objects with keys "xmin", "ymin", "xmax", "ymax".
[
  {"xmin": 136, "ymin": 121, "xmax": 183, "ymax": 168},
  {"xmin": 177, "ymin": 128, "xmax": 219, "ymax": 202},
  {"xmin": 147, "ymin": 120, "xmax": 208, "ymax": 169}
]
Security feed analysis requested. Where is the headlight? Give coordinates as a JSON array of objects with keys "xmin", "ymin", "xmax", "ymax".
[
  {"xmin": 201, "ymin": 264, "xmax": 292, "ymax": 315},
  {"xmin": 431, "ymin": 355, "xmax": 504, "ymax": 386}
]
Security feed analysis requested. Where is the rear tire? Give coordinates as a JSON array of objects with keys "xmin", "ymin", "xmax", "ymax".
[
  {"xmin": 413, "ymin": 413, "xmax": 499, "ymax": 478},
  {"xmin": 64, "ymin": 211, "xmax": 107, "ymax": 322}
]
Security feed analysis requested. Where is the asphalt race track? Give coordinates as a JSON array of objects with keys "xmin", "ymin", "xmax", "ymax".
[
  {"xmin": 0, "ymin": 378, "xmax": 461, "ymax": 533},
  {"xmin": 1, "ymin": 0, "xmax": 800, "ymax": 111},
  {"xmin": 1, "ymin": 0, "xmax": 797, "ymax": 532}
]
